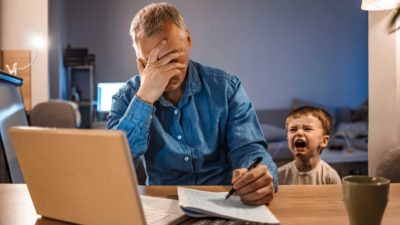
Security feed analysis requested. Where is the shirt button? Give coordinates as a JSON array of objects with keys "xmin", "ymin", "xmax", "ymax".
[
  {"xmin": 177, "ymin": 135, "xmax": 182, "ymax": 140},
  {"xmin": 174, "ymin": 110, "xmax": 178, "ymax": 115},
  {"xmin": 184, "ymin": 157, "xmax": 189, "ymax": 161}
]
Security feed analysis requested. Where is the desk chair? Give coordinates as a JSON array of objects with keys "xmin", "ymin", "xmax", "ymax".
[{"xmin": 28, "ymin": 100, "xmax": 81, "ymax": 128}]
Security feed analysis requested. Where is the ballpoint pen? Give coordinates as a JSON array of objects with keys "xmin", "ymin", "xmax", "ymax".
[{"xmin": 225, "ymin": 156, "xmax": 263, "ymax": 199}]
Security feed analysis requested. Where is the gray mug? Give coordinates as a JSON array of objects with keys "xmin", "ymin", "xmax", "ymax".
[{"xmin": 342, "ymin": 175, "xmax": 390, "ymax": 225}]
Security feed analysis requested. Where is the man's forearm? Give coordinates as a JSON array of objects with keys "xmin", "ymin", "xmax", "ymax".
[{"xmin": 108, "ymin": 95, "xmax": 154, "ymax": 160}]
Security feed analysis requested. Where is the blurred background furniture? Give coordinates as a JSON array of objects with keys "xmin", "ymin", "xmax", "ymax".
[
  {"xmin": 65, "ymin": 65, "xmax": 95, "ymax": 128},
  {"xmin": 376, "ymin": 147, "xmax": 400, "ymax": 182},
  {"xmin": 28, "ymin": 100, "xmax": 81, "ymax": 128},
  {"xmin": 62, "ymin": 46, "xmax": 96, "ymax": 128}
]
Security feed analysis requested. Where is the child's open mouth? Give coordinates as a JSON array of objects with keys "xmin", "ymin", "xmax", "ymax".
[{"xmin": 295, "ymin": 139, "xmax": 307, "ymax": 148}]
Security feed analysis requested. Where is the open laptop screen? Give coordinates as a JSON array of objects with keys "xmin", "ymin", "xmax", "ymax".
[{"xmin": 0, "ymin": 71, "xmax": 28, "ymax": 183}]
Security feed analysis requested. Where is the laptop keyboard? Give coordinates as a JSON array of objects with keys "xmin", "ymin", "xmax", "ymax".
[
  {"xmin": 191, "ymin": 218, "xmax": 263, "ymax": 225},
  {"xmin": 144, "ymin": 210, "xmax": 263, "ymax": 225}
]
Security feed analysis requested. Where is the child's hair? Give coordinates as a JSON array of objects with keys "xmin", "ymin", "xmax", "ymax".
[{"xmin": 286, "ymin": 106, "xmax": 333, "ymax": 135}]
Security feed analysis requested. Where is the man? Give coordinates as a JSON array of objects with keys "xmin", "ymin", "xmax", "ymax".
[{"xmin": 108, "ymin": 2, "xmax": 277, "ymax": 205}]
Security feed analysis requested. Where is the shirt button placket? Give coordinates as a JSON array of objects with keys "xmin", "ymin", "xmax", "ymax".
[{"xmin": 173, "ymin": 108, "xmax": 182, "ymax": 141}]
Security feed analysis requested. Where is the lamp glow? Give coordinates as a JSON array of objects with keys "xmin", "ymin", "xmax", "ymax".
[
  {"xmin": 5, "ymin": 34, "xmax": 48, "ymax": 75},
  {"xmin": 30, "ymin": 35, "xmax": 47, "ymax": 49}
]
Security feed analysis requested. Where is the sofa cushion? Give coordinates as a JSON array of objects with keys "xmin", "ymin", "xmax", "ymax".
[
  {"xmin": 256, "ymin": 108, "xmax": 290, "ymax": 129},
  {"xmin": 260, "ymin": 124, "xmax": 286, "ymax": 142},
  {"xmin": 290, "ymin": 98, "xmax": 335, "ymax": 119}
]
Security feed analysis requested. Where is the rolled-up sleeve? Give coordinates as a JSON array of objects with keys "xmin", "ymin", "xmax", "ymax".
[
  {"xmin": 107, "ymin": 89, "xmax": 155, "ymax": 162},
  {"xmin": 226, "ymin": 77, "xmax": 278, "ymax": 191}
]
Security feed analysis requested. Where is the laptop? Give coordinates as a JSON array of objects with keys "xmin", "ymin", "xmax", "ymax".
[{"xmin": 9, "ymin": 127, "xmax": 186, "ymax": 225}]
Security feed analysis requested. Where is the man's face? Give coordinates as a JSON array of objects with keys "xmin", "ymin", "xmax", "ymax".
[
  {"xmin": 135, "ymin": 22, "xmax": 192, "ymax": 92},
  {"xmin": 286, "ymin": 114, "xmax": 329, "ymax": 159}
]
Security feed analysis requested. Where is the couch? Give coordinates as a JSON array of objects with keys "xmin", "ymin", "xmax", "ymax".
[{"xmin": 256, "ymin": 98, "xmax": 368, "ymax": 167}]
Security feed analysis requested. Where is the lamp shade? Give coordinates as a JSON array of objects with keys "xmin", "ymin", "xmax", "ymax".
[{"xmin": 361, "ymin": 0, "xmax": 400, "ymax": 10}]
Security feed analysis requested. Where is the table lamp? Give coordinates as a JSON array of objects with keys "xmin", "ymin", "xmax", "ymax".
[
  {"xmin": 5, "ymin": 34, "xmax": 47, "ymax": 75},
  {"xmin": 361, "ymin": 0, "xmax": 400, "ymax": 33},
  {"xmin": 361, "ymin": 0, "xmax": 400, "ymax": 10}
]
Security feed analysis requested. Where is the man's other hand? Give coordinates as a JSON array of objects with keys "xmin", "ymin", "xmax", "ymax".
[{"xmin": 231, "ymin": 165, "xmax": 274, "ymax": 205}]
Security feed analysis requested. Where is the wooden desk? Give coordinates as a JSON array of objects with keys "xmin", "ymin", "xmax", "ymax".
[{"xmin": 1, "ymin": 184, "xmax": 399, "ymax": 225}]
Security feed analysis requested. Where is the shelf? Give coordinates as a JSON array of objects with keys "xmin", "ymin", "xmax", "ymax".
[
  {"xmin": 77, "ymin": 101, "xmax": 96, "ymax": 107},
  {"xmin": 65, "ymin": 65, "xmax": 95, "ymax": 128}
]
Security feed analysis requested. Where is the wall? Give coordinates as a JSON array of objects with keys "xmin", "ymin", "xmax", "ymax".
[
  {"xmin": 0, "ymin": 0, "xmax": 49, "ymax": 106},
  {"xmin": 49, "ymin": 0, "xmax": 67, "ymax": 99},
  {"xmin": 368, "ymin": 10, "xmax": 400, "ymax": 175},
  {"xmin": 62, "ymin": 0, "xmax": 368, "ymax": 109},
  {"xmin": 0, "ymin": 0, "xmax": 2, "ymax": 49},
  {"xmin": 64, "ymin": 0, "xmax": 138, "ymax": 94}
]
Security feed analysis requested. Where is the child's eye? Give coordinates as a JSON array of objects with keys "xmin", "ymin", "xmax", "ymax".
[
  {"xmin": 304, "ymin": 127, "xmax": 313, "ymax": 131},
  {"xmin": 289, "ymin": 128, "xmax": 297, "ymax": 132}
]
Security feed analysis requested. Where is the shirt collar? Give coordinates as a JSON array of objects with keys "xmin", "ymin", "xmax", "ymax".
[{"xmin": 186, "ymin": 60, "xmax": 202, "ymax": 96}]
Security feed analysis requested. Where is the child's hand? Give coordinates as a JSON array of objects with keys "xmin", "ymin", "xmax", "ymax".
[{"xmin": 231, "ymin": 165, "xmax": 274, "ymax": 205}]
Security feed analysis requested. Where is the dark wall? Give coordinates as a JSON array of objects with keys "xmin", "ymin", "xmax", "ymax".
[{"xmin": 55, "ymin": 0, "xmax": 368, "ymax": 109}]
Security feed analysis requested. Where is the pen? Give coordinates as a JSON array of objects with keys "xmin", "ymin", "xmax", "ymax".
[{"xmin": 225, "ymin": 156, "xmax": 263, "ymax": 200}]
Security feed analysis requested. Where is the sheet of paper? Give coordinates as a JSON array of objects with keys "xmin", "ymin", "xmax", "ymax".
[
  {"xmin": 177, "ymin": 187, "xmax": 280, "ymax": 224},
  {"xmin": 141, "ymin": 195, "xmax": 187, "ymax": 225}
]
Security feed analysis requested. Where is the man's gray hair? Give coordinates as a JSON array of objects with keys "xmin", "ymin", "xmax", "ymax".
[{"xmin": 130, "ymin": 2, "xmax": 186, "ymax": 49}]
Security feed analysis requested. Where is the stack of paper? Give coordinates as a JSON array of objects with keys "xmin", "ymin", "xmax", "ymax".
[
  {"xmin": 141, "ymin": 195, "xmax": 187, "ymax": 225},
  {"xmin": 177, "ymin": 187, "xmax": 280, "ymax": 224}
]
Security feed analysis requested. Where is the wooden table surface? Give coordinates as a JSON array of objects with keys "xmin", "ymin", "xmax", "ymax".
[{"xmin": 1, "ymin": 184, "xmax": 399, "ymax": 225}]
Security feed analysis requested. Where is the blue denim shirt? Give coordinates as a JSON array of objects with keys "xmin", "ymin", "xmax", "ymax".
[{"xmin": 107, "ymin": 60, "xmax": 278, "ymax": 190}]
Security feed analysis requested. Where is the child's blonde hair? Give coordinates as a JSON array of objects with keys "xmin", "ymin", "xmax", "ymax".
[{"xmin": 286, "ymin": 106, "xmax": 333, "ymax": 135}]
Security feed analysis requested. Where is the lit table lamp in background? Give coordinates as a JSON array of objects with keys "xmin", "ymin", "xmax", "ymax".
[
  {"xmin": 5, "ymin": 34, "xmax": 47, "ymax": 76},
  {"xmin": 361, "ymin": 0, "xmax": 400, "ymax": 33}
]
